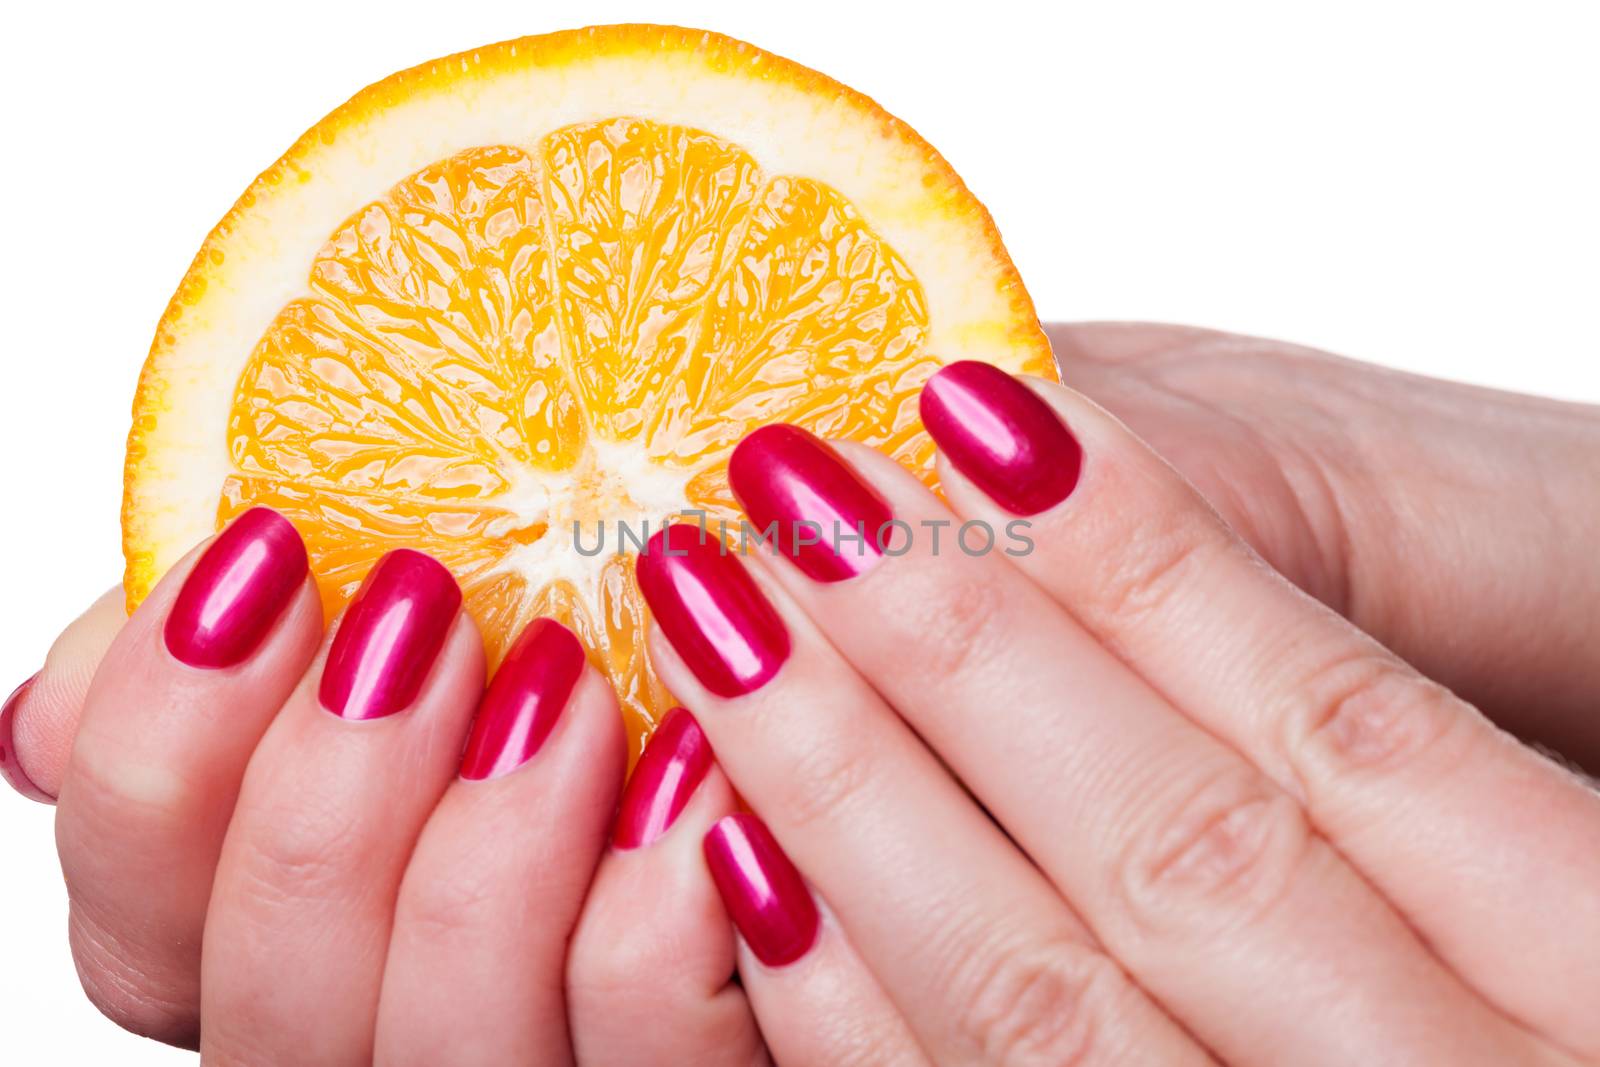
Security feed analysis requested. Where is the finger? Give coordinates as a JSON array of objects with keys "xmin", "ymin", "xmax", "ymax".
[
  {"xmin": 639, "ymin": 524, "xmax": 1209, "ymax": 1067},
  {"xmin": 51, "ymin": 509, "xmax": 317, "ymax": 1045},
  {"xmin": 946, "ymin": 366, "xmax": 1600, "ymax": 1057},
  {"xmin": 704, "ymin": 813, "xmax": 928, "ymax": 1067},
  {"xmin": 2, "ymin": 587, "xmax": 125, "ymax": 802},
  {"xmin": 723, "ymin": 422, "xmax": 1548, "ymax": 1066},
  {"xmin": 374, "ymin": 620, "xmax": 625, "ymax": 1067},
  {"xmin": 200, "ymin": 549, "xmax": 478, "ymax": 1066},
  {"xmin": 570, "ymin": 709, "xmax": 768, "ymax": 1067}
]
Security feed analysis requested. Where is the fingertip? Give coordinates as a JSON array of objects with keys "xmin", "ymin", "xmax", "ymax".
[
  {"xmin": 568, "ymin": 754, "xmax": 761, "ymax": 1064},
  {"xmin": 442, "ymin": 601, "xmax": 490, "ymax": 689},
  {"xmin": 1, "ymin": 674, "xmax": 51, "ymax": 803},
  {"xmin": 451, "ymin": 632, "xmax": 624, "ymax": 817},
  {"xmin": 4, "ymin": 586, "xmax": 129, "ymax": 802},
  {"xmin": 415, "ymin": 606, "xmax": 489, "ymax": 732},
  {"xmin": 544, "ymin": 662, "xmax": 628, "ymax": 791},
  {"xmin": 826, "ymin": 437, "xmax": 927, "ymax": 486},
  {"xmin": 614, "ymin": 707, "xmax": 721, "ymax": 852},
  {"xmin": 162, "ymin": 509, "xmax": 311, "ymax": 670},
  {"xmin": 577, "ymin": 749, "xmax": 741, "ymax": 988},
  {"xmin": 644, "ymin": 624, "xmax": 696, "ymax": 708},
  {"xmin": 1018, "ymin": 373, "xmax": 1157, "ymax": 459},
  {"xmin": 448, "ymin": 606, "xmax": 489, "ymax": 686}
]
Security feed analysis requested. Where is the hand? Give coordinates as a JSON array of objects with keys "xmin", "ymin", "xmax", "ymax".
[
  {"xmin": 11, "ymin": 323, "xmax": 1598, "ymax": 806},
  {"xmin": 634, "ymin": 364, "xmax": 1600, "ymax": 1064},
  {"xmin": 8, "ymin": 515, "xmax": 913, "ymax": 1063},
  {"xmin": 1052, "ymin": 322, "xmax": 1600, "ymax": 767},
  {"xmin": 6, "ymin": 329, "xmax": 1593, "ymax": 1062}
]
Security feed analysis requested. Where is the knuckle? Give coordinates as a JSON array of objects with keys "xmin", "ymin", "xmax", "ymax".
[
  {"xmin": 1287, "ymin": 649, "xmax": 1469, "ymax": 782},
  {"xmin": 229, "ymin": 796, "xmax": 368, "ymax": 911},
  {"xmin": 878, "ymin": 561, "xmax": 1012, "ymax": 685},
  {"xmin": 568, "ymin": 905, "xmax": 677, "ymax": 1006},
  {"xmin": 1094, "ymin": 508, "xmax": 1220, "ymax": 626},
  {"xmin": 776, "ymin": 726, "xmax": 880, "ymax": 835},
  {"xmin": 567, "ymin": 942, "xmax": 629, "ymax": 1006},
  {"xmin": 1114, "ymin": 767, "xmax": 1311, "ymax": 932},
  {"xmin": 62, "ymin": 745, "xmax": 195, "ymax": 844},
  {"xmin": 397, "ymin": 864, "xmax": 499, "ymax": 942},
  {"xmin": 952, "ymin": 937, "xmax": 1109, "ymax": 1067},
  {"xmin": 68, "ymin": 905, "xmax": 198, "ymax": 1048}
]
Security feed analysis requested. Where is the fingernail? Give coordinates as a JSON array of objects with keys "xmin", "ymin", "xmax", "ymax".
[
  {"xmin": 613, "ymin": 708, "xmax": 714, "ymax": 849},
  {"xmin": 636, "ymin": 524, "xmax": 790, "ymax": 697},
  {"xmin": 919, "ymin": 361, "xmax": 1083, "ymax": 515},
  {"xmin": 164, "ymin": 507, "xmax": 309, "ymax": 669},
  {"xmin": 1, "ymin": 675, "xmax": 53, "ymax": 804},
  {"xmin": 703, "ymin": 813, "xmax": 819, "ymax": 967},
  {"xmin": 319, "ymin": 549, "xmax": 461, "ymax": 720},
  {"xmin": 459, "ymin": 619, "xmax": 585, "ymax": 780},
  {"xmin": 728, "ymin": 424, "xmax": 893, "ymax": 583}
]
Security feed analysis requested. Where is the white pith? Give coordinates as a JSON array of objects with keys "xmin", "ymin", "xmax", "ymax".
[{"xmin": 485, "ymin": 436, "xmax": 695, "ymax": 612}]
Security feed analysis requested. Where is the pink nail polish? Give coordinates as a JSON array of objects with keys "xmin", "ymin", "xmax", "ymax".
[
  {"xmin": 1, "ymin": 675, "xmax": 53, "ymax": 804},
  {"xmin": 164, "ymin": 508, "xmax": 309, "ymax": 669},
  {"xmin": 459, "ymin": 619, "xmax": 585, "ymax": 780},
  {"xmin": 319, "ymin": 549, "xmax": 462, "ymax": 720},
  {"xmin": 636, "ymin": 524, "xmax": 790, "ymax": 698},
  {"xmin": 703, "ymin": 813, "xmax": 819, "ymax": 967},
  {"xmin": 728, "ymin": 424, "xmax": 893, "ymax": 583},
  {"xmin": 613, "ymin": 708, "xmax": 714, "ymax": 850},
  {"xmin": 919, "ymin": 361, "xmax": 1083, "ymax": 515}
]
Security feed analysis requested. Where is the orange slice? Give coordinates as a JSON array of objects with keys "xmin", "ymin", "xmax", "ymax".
[{"xmin": 123, "ymin": 25, "xmax": 1056, "ymax": 762}]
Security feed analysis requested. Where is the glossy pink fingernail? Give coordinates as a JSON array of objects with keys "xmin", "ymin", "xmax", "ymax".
[
  {"xmin": 728, "ymin": 424, "xmax": 894, "ymax": 583},
  {"xmin": 459, "ymin": 619, "xmax": 585, "ymax": 780},
  {"xmin": 919, "ymin": 361, "xmax": 1083, "ymax": 515},
  {"xmin": 1, "ymin": 675, "xmax": 53, "ymax": 804},
  {"xmin": 613, "ymin": 708, "xmax": 714, "ymax": 850},
  {"xmin": 164, "ymin": 507, "xmax": 309, "ymax": 669},
  {"xmin": 703, "ymin": 813, "xmax": 819, "ymax": 967},
  {"xmin": 636, "ymin": 524, "xmax": 790, "ymax": 697},
  {"xmin": 319, "ymin": 549, "xmax": 461, "ymax": 720}
]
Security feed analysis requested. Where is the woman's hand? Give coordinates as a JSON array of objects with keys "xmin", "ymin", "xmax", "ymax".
[
  {"xmin": 1051, "ymin": 322, "xmax": 1600, "ymax": 765},
  {"xmin": 11, "ymin": 323, "xmax": 1599, "ymax": 807},
  {"xmin": 5, "ymin": 325, "xmax": 1598, "ymax": 1063},
  {"xmin": 37, "ymin": 526, "xmax": 626, "ymax": 1062},
  {"xmin": 633, "ymin": 363, "xmax": 1600, "ymax": 1064},
  {"xmin": 12, "ymin": 513, "xmax": 913, "ymax": 1064}
]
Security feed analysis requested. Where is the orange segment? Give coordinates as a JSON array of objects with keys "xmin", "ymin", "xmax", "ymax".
[
  {"xmin": 675, "ymin": 175, "xmax": 940, "ymax": 468},
  {"xmin": 123, "ymin": 26, "xmax": 1057, "ymax": 764},
  {"xmin": 543, "ymin": 118, "xmax": 763, "ymax": 446}
]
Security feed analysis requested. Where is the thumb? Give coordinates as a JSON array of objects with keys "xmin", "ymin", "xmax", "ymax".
[{"xmin": 1, "ymin": 588, "xmax": 125, "ymax": 803}]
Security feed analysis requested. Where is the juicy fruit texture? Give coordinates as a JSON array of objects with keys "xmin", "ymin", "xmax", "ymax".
[
  {"xmin": 123, "ymin": 27, "xmax": 1056, "ymax": 762},
  {"xmin": 221, "ymin": 120, "xmax": 943, "ymax": 753}
]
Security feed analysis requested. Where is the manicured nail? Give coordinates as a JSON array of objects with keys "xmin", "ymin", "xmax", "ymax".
[
  {"xmin": 319, "ymin": 549, "xmax": 461, "ymax": 720},
  {"xmin": 614, "ymin": 708, "xmax": 714, "ymax": 849},
  {"xmin": 919, "ymin": 361, "xmax": 1083, "ymax": 515},
  {"xmin": 164, "ymin": 508, "xmax": 309, "ymax": 669},
  {"xmin": 728, "ymin": 424, "xmax": 893, "ymax": 583},
  {"xmin": 636, "ymin": 524, "xmax": 790, "ymax": 697},
  {"xmin": 459, "ymin": 619, "xmax": 585, "ymax": 780},
  {"xmin": 703, "ymin": 813, "xmax": 819, "ymax": 967},
  {"xmin": 1, "ymin": 675, "xmax": 53, "ymax": 804}
]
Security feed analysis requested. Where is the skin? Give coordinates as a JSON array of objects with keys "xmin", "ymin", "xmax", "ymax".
[
  {"xmin": 1050, "ymin": 323, "xmax": 1600, "ymax": 769},
  {"xmin": 4, "ymin": 323, "xmax": 1598, "ymax": 1061}
]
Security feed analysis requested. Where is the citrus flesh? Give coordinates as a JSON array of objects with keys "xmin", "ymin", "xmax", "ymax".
[{"xmin": 123, "ymin": 25, "xmax": 1056, "ymax": 761}]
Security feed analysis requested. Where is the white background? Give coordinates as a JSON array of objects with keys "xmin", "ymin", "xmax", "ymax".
[{"xmin": 1, "ymin": 1, "xmax": 1595, "ymax": 1061}]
